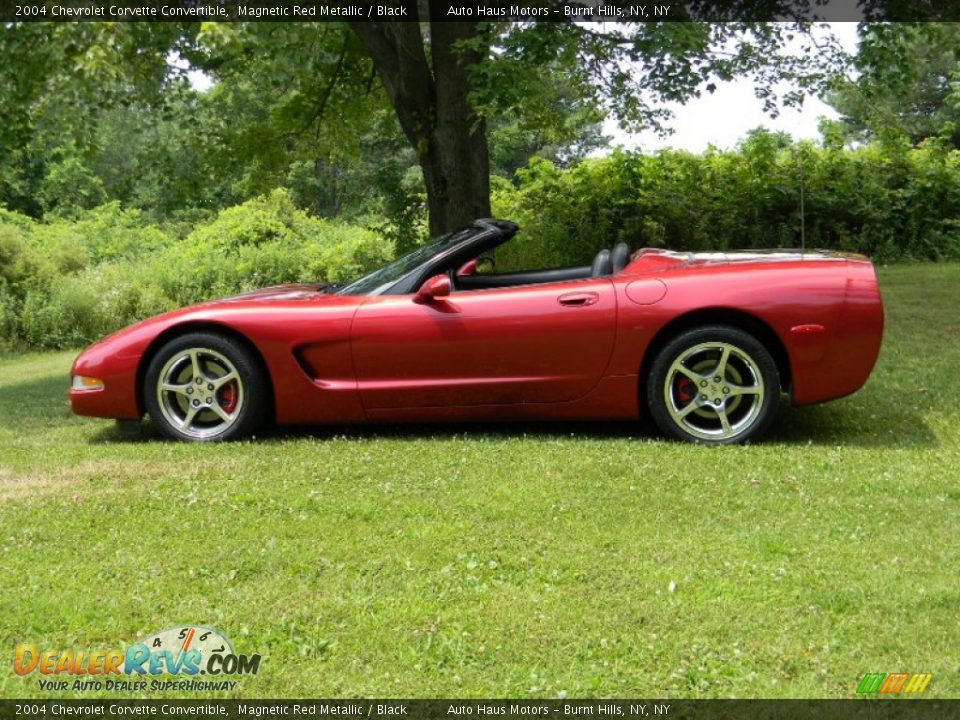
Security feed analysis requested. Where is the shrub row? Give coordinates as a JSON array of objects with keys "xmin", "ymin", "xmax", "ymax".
[
  {"xmin": 4, "ymin": 135, "xmax": 960, "ymax": 351},
  {"xmin": 493, "ymin": 134, "xmax": 960, "ymax": 269}
]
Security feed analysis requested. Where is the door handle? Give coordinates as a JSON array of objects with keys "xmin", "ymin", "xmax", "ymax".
[{"xmin": 558, "ymin": 292, "xmax": 599, "ymax": 307}]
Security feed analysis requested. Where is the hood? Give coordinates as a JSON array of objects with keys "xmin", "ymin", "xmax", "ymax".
[
  {"xmin": 84, "ymin": 283, "xmax": 346, "ymax": 350},
  {"xmin": 76, "ymin": 281, "xmax": 359, "ymax": 360},
  {"xmin": 205, "ymin": 282, "xmax": 328, "ymax": 304}
]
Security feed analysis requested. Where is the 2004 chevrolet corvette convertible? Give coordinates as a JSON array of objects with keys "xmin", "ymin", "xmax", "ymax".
[{"xmin": 70, "ymin": 219, "xmax": 884, "ymax": 444}]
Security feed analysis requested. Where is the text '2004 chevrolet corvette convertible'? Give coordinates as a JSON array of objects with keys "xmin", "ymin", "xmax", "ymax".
[{"xmin": 70, "ymin": 219, "xmax": 883, "ymax": 444}]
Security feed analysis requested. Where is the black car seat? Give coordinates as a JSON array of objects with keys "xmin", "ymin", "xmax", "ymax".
[
  {"xmin": 611, "ymin": 242, "xmax": 631, "ymax": 273},
  {"xmin": 591, "ymin": 249, "xmax": 612, "ymax": 277}
]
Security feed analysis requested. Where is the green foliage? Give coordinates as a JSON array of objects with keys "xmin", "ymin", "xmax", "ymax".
[
  {"xmin": 0, "ymin": 21, "xmax": 853, "ymax": 236},
  {"xmin": 0, "ymin": 280, "xmax": 18, "ymax": 351},
  {"xmin": 0, "ymin": 24, "xmax": 190, "ymax": 218},
  {"xmin": 3, "ymin": 132, "xmax": 960, "ymax": 351},
  {"xmin": 163, "ymin": 189, "xmax": 392, "ymax": 303},
  {"xmin": 0, "ymin": 224, "xmax": 27, "ymax": 286},
  {"xmin": 186, "ymin": 189, "xmax": 304, "ymax": 253},
  {"xmin": 494, "ymin": 133, "xmax": 960, "ymax": 270},
  {"xmin": 20, "ymin": 277, "xmax": 107, "ymax": 350},
  {"xmin": 37, "ymin": 157, "xmax": 108, "ymax": 217},
  {"xmin": 0, "ymin": 216, "xmax": 87, "ymax": 299},
  {"xmin": 824, "ymin": 24, "xmax": 960, "ymax": 148},
  {"xmin": 309, "ymin": 223, "xmax": 397, "ymax": 284},
  {"xmin": 0, "ymin": 190, "xmax": 392, "ymax": 350},
  {"xmin": 37, "ymin": 203, "xmax": 172, "ymax": 264},
  {"xmin": 472, "ymin": 23, "xmax": 849, "ymax": 139}
]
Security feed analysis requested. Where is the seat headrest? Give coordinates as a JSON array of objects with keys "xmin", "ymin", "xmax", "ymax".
[
  {"xmin": 591, "ymin": 249, "xmax": 612, "ymax": 278},
  {"xmin": 611, "ymin": 242, "xmax": 631, "ymax": 273}
]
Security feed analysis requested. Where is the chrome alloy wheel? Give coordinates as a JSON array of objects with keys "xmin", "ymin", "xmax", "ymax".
[
  {"xmin": 155, "ymin": 348, "xmax": 244, "ymax": 440},
  {"xmin": 663, "ymin": 341, "xmax": 765, "ymax": 441}
]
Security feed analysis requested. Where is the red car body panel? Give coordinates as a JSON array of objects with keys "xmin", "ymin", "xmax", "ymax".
[
  {"xmin": 351, "ymin": 276, "xmax": 617, "ymax": 409},
  {"xmin": 69, "ymin": 246, "xmax": 884, "ymax": 428}
]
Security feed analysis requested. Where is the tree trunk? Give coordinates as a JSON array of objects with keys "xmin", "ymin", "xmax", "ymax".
[
  {"xmin": 423, "ymin": 21, "xmax": 491, "ymax": 236},
  {"xmin": 419, "ymin": 131, "xmax": 490, "ymax": 236},
  {"xmin": 350, "ymin": 19, "xmax": 491, "ymax": 236}
]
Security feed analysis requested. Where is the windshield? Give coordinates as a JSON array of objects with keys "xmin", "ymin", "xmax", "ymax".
[{"xmin": 336, "ymin": 228, "xmax": 476, "ymax": 295}]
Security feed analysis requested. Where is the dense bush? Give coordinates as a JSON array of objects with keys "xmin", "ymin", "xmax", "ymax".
[
  {"xmin": 0, "ymin": 282, "xmax": 17, "ymax": 345},
  {"xmin": 39, "ymin": 203, "xmax": 173, "ymax": 263},
  {"xmin": 1, "ymin": 190, "xmax": 393, "ymax": 350},
  {"xmin": 493, "ymin": 132, "xmax": 960, "ymax": 269}
]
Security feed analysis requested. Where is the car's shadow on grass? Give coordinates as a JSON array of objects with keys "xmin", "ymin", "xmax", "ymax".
[
  {"xmin": 0, "ymin": 368, "xmax": 932, "ymax": 449},
  {"xmin": 770, "ymin": 400, "xmax": 938, "ymax": 448},
  {"xmin": 84, "ymin": 394, "xmax": 939, "ymax": 450},
  {"xmin": 259, "ymin": 398, "xmax": 938, "ymax": 448},
  {"xmin": 0, "ymin": 372, "xmax": 73, "ymax": 430},
  {"xmin": 90, "ymin": 417, "xmax": 651, "ymax": 445}
]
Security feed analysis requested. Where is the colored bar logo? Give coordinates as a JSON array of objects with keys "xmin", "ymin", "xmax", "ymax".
[{"xmin": 856, "ymin": 672, "xmax": 932, "ymax": 695}]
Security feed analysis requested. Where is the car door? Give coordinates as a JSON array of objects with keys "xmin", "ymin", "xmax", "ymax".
[{"xmin": 350, "ymin": 277, "xmax": 617, "ymax": 410}]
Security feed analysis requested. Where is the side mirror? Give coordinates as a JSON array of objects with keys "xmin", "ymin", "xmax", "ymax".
[{"xmin": 413, "ymin": 274, "xmax": 452, "ymax": 304}]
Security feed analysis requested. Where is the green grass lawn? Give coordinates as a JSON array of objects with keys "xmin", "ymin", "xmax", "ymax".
[{"xmin": 1, "ymin": 263, "xmax": 958, "ymax": 699}]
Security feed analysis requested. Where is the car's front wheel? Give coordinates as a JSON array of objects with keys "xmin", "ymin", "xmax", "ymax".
[
  {"xmin": 646, "ymin": 325, "xmax": 780, "ymax": 445},
  {"xmin": 144, "ymin": 332, "xmax": 267, "ymax": 441}
]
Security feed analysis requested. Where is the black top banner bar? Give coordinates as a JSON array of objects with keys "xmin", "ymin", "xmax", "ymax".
[
  {"xmin": 3, "ymin": 700, "xmax": 960, "ymax": 720},
  {"xmin": 2, "ymin": 0, "xmax": 960, "ymax": 23}
]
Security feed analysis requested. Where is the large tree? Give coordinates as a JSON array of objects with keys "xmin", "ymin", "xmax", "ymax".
[
  {"xmin": 1, "ymin": 20, "xmax": 845, "ymax": 234},
  {"xmin": 349, "ymin": 22, "xmax": 491, "ymax": 235},
  {"xmin": 191, "ymin": 21, "xmax": 615, "ymax": 229},
  {"xmin": 349, "ymin": 18, "xmax": 845, "ymax": 234}
]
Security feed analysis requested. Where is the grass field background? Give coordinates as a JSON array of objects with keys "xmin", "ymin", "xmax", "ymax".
[{"xmin": 1, "ymin": 263, "xmax": 958, "ymax": 699}]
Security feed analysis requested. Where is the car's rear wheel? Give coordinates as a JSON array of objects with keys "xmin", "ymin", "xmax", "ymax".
[
  {"xmin": 646, "ymin": 325, "xmax": 779, "ymax": 445},
  {"xmin": 144, "ymin": 332, "xmax": 267, "ymax": 441}
]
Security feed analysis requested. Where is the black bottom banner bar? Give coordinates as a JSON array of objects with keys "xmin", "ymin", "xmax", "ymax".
[{"xmin": 1, "ymin": 700, "xmax": 958, "ymax": 720}]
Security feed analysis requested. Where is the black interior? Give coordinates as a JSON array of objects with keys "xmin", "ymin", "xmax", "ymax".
[
  {"xmin": 591, "ymin": 249, "xmax": 612, "ymax": 277},
  {"xmin": 458, "ymin": 265, "xmax": 592, "ymax": 289},
  {"xmin": 452, "ymin": 241, "xmax": 630, "ymax": 292},
  {"xmin": 611, "ymin": 242, "xmax": 630, "ymax": 273}
]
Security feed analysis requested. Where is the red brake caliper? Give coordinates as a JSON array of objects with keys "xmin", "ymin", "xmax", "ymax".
[
  {"xmin": 676, "ymin": 377, "xmax": 693, "ymax": 404},
  {"xmin": 219, "ymin": 383, "xmax": 238, "ymax": 414}
]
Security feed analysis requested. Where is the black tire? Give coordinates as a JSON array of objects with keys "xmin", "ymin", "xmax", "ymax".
[
  {"xmin": 646, "ymin": 325, "xmax": 780, "ymax": 445},
  {"xmin": 144, "ymin": 332, "xmax": 268, "ymax": 442}
]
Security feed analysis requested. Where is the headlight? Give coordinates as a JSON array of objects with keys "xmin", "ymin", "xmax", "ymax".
[{"xmin": 71, "ymin": 375, "xmax": 104, "ymax": 391}]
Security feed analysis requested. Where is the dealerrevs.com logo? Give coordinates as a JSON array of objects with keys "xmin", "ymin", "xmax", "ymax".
[{"xmin": 14, "ymin": 626, "xmax": 261, "ymax": 692}]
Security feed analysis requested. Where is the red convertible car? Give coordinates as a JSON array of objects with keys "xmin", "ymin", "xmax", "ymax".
[{"xmin": 69, "ymin": 219, "xmax": 884, "ymax": 444}]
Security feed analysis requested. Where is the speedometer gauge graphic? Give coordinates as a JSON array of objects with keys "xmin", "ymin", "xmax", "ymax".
[{"xmin": 136, "ymin": 626, "xmax": 234, "ymax": 659}]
